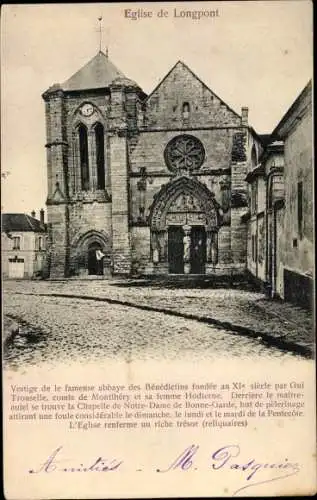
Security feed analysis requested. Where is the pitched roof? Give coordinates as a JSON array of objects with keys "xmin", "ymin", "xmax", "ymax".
[
  {"xmin": 61, "ymin": 51, "xmax": 126, "ymax": 91},
  {"xmin": 146, "ymin": 60, "xmax": 241, "ymax": 119},
  {"xmin": 258, "ymin": 134, "xmax": 272, "ymax": 147},
  {"xmin": 271, "ymin": 79, "xmax": 312, "ymax": 140},
  {"xmin": 245, "ymin": 164, "xmax": 266, "ymax": 183},
  {"xmin": 1, "ymin": 214, "xmax": 46, "ymax": 233}
]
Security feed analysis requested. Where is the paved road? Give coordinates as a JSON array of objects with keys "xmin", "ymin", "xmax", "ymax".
[{"xmin": 3, "ymin": 289, "xmax": 299, "ymax": 370}]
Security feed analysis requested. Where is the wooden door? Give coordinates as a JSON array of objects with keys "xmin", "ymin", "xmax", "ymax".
[{"xmin": 168, "ymin": 226, "xmax": 184, "ymax": 274}]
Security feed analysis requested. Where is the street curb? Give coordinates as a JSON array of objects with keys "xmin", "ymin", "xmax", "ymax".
[{"xmin": 16, "ymin": 292, "xmax": 313, "ymax": 359}]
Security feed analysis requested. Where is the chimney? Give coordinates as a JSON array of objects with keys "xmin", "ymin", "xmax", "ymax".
[
  {"xmin": 40, "ymin": 208, "xmax": 45, "ymax": 225},
  {"xmin": 31, "ymin": 210, "xmax": 36, "ymax": 218},
  {"xmin": 241, "ymin": 107, "xmax": 249, "ymax": 126}
]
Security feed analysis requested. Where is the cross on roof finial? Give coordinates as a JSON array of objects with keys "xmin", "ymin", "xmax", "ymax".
[
  {"xmin": 97, "ymin": 16, "xmax": 103, "ymax": 52},
  {"xmin": 105, "ymin": 26, "xmax": 110, "ymax": 58}
]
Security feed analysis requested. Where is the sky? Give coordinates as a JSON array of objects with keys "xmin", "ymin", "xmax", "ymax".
[{"xmin": 1, "ymin": 1, "xmax": 313, "ymax": 216}]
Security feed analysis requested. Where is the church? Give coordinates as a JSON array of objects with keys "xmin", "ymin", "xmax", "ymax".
[{"xmin": 43, "ymin": 50, "xmax": 263, "ymax": 278}]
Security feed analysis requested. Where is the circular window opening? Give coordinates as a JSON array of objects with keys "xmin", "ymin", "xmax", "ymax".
[{"xmin": 164, "ymin": 135, "xmax": 205, "ymax": 173}]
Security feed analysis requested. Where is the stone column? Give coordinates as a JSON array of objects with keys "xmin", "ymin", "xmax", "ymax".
[
  {"xmin": 151, "ymin": 231, "xmax": 159, "ymax": 265},
  {"xmin": 211, "ymin": 231, "xmax": 218, "ymax": 265},
  {"xmin": 206, "ymin": 231, "xmax": 212, "ymax": 262},
  {"xmin": 183, "ymin": 224, "xmax": 191, "ymax": 274},
  {"xmin": 137, "ymin": 173, "xmax": 146, "ymax": 222},
  {"xmin": 158, "ymin": 230, "xmax": 167, "ymax": 261}
]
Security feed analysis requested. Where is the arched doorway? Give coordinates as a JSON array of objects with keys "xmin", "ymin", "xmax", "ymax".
[
  {"xmin": 88, "ymin": 242, "xmax": 104, "ymax": 275},
  {"xmin": 149, "ymin": 176, "xmax": 219, "ymax": 275},
  {"xmin": 70, "ymin": 230, "xmax": 110, "ymax": 277},
  {"xmin": 168, "ymin": 225, "xmax": 207, "ymax": 274}
]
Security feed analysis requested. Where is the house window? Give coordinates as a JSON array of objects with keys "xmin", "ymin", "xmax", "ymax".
[
  {"xmin": 182, "ymin": 102, "xmax": 190, "ymax": 120},
  {"xmin": 252, "ymin": 234, "xmax": 257, "ymax": 262},
  {"xmin": 267, "ymin": 177, "xmax": 273, "ymax": 210},
  {"xmin": 38, "ymin": 236, "xmax": 45, "ymax": 250},
  {"xmin": 297, "ymin": 181, "xmax": 303, "ymax": 238},
  {"xmin": 78, "ymin": 124, "xmax": 89, "ymax": 191},
  {"xmin": 95, "ymin": 123, "xmax": 105, "ymax": 190},
  {"xmin": 9, "ymin": 257, "xmax": 24, "ymax": 263},
  {"xmin": 12, "ymin": 236, "xmax": 21, "ymax": 250}
]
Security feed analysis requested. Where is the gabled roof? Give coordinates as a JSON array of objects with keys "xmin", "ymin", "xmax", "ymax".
[
  {"xmin": 146, "ymin": 60, "xmax": 241, "ymax": 119},
  {"xmin": 61, "ymin": 51, "xmax": 126, "ymax": 92},
  {"xmin": 245, "ymin": 164, "xmax": 266, "ymax": 183},
  {"xmin": 258, "ymin": 134, "xmax": 272, "ymax": 147},
  {"xmin": 271, "ymin": 79, "xmax": 312, "ymax": 140},
  {"xmin": 1, "ymin": 214, "xmax": 46, "ymax": 233}
]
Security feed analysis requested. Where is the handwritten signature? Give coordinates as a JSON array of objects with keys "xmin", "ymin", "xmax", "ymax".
[
  {"xmin": 157, "ymin": 444, "xmax": 301, "ymax": 495},
  {"xmin": 29, "ymin": 444, "xmax": 300, "ymax": 496},
  {"xmin": 28, "ymin": 446, "xmax": 122, "ymax": 474}
]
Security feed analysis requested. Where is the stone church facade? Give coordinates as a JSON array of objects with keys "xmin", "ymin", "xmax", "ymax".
[{"xmin": 43, "ymin": 51, "xmax": 263, "ymax": 278}]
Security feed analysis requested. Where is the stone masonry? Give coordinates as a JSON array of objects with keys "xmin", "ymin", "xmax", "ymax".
[{"xmin": 42, "ymin": 52, "xmax": 265, "ymax": 278}]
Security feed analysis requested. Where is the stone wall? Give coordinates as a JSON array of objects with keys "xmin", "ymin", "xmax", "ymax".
[
  {"xmin": 275, "ymin": 207, "xmax": 285, "ymax": 298},
  {"xmin": 145, "ymin": 61, "xmax": 241, "ymax": 129},
  {"xmin": 128, "ymin": 62, "xmax": 253, "ymax": 276},
  {"xmin": 282, "ymin": 107, "xmax": 313, "ymax": 275},
  {"xmin": 130, "ymin": 129, "xmax": 234, "ymax": 174},
  {"xmin": 46, "ymin": 204, "xmax": 69, "ymax": 278},
  {"xmin": 130, "ymin": 226, "xmax": 151, "ymax": 275},
  {"xmin": 43, "ymin": 57, "xmax": 261, "ymax": 278}
]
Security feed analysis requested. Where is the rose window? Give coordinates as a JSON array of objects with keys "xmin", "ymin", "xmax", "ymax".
[{"xmin": 164, "ymin": 135, "xmax": 205, "ymax": 173}]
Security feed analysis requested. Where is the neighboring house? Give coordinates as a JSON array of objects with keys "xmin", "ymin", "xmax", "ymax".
[
  {"xmin": 245, "ymin": 81, "xmax": 313, "ymax": 309},
  {"xmin": 2, "ymin": 210, "xmax": 47, "ymax": 279},
  {"xmin": 42, "ymin": 50, "xmax": 264, "ymax": 279},
  {"xmin": 245, "ymin": 140, "xmax": 285, "ymax": 292}
]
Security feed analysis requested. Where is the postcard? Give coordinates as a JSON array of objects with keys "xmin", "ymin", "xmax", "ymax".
[{"xmin": 2, "ymin": 1, "xmax": 315, "ymax": 498}]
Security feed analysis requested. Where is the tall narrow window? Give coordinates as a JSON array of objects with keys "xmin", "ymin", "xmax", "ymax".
[
  {"xmin": 78, "ymin": 124, "xmax": 89, "ymax": 191},
  {"xmin": 252, "ymin": 234, "xmax": 257, "ymax": 262},
  {"xmin": 182, "ymin": 102, "xmax": 190, "ymax": 120},
  {"xmin": 297, "ymin": 181, "xmax": 303, "ymax": 238},
  {"xmin": 12, "ymin": 236, "xmax": 21, "ymax": 250},
  {"xmin": 95, "ymin": 123, "xmax": 105, "ymax": 190},
  {"xmin": 251, "ymin": 145, "xmax": 257, "ymax": 168}
]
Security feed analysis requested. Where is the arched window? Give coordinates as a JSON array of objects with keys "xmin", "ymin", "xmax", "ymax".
[
  {"xmin": 95, "ymin": 123, "xmax": 105, "ymax": 190},
  {"xmin": 182, "ymin": 102, "xmax": 190, "ymax": 120},
  {"xmin": 78, "ymin": 124, "xmax": 89, "ymax": 191},
  {"xmin": 251, "ymin": 145, "xmax": 257, "ymax": 168}
]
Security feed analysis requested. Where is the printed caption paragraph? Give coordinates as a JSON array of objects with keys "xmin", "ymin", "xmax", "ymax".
[{"xmin": 9, "ymin": 381, "xmax": 305, "ymax": 431}]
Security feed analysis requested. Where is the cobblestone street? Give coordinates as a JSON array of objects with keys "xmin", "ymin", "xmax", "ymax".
[{"xmin": 3, "ymin": 280, "xmax": 313, "ymax": 369}]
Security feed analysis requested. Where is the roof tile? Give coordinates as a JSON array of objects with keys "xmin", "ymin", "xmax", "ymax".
[
  {"xmin": 2, "ymin": 214, "xmax": 46, "ymax": 233},
  {"xmin": 61, "ymin": 51, "xmax": 126, "ymax": 91}
]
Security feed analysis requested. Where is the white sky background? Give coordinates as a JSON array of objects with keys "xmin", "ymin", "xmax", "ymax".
[{"xmin": 1, "ymin": 1, "xmax": 312, "ymax": 216}]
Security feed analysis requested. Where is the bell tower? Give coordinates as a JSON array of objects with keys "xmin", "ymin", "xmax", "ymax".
[{"xmin": 42, "ymin": 48, "xmax": 145, "ymax": 278}]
